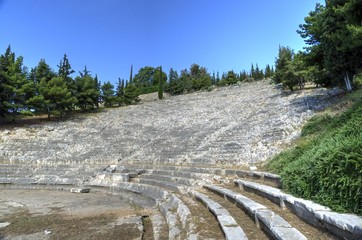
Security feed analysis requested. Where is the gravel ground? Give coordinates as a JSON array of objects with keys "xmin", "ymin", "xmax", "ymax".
[{"xmin": 0, "ymin": 190, "xmax": 148, "ymax": 240}]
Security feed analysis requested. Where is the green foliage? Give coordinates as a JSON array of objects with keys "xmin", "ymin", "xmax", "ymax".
[
  {"xmin": 39, "ymin": 76, "xmax": 77, "ymax": 118},
  {"xmin": 101, "ymin": 81, "xmax": 117, "ymax": 107},
  {"xmin": 123, "ymin": 83, "xmax": 140, "ymax": 105},
  {"xmin": 301, "ymin": 114, "xmax": 334, "ymax": 137},
  {"xmin": 75, "ymin": 73, "xmax": 99, "ymax": 110},
  {"xmin": 267, "ymin": 100, "xmax": 362, "ymax": 214},
  {"xmin": 20, "ymin": 109, "xmax": 34, "ymax": 116},
  {"xmin": 133, "ymin": 66, "xmax": 167, "ymax": 95},
  {"xmin": 225, "ymin": 71, "xmax": 238, "ymax": 85},
  {"xmin": 190, "ymin": 64, "xmax": 212, "ymax": 91},
  {"xmin": 0, "ymin": 46, "xmax": 27, "ymax": 118},
  {"xmin": 166, "ymin": 64, "xmax": 212, "ymax": 95},
  {"xmin": 298, "ymin": 1, "xmax": 362, "ymax": 90},
  {"xmin": 158, "ymin": 66, "xmax": 163, "ymax": 100},
  {"xmin": 354, "ymin": 73, "xmax": 362, "ymax": 89}
]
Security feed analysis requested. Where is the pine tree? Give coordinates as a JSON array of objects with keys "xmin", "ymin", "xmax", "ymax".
[
  {"xmin": 116, "ymin": 78, "xmax": 125, "ymax": 106},
  {"xmin": 265, "ymin": 64, "xmax": 272, "ymax": 79},
  {"xmin": 124, "ymin": 83, "xmax": 140, "ymax": 105},
  {"xmin": 250, "ymin": 64, "xmax": 255, "ymax": 79},
  {"xmin": 216, "ymin": 71, "xmax": 220, "ymax": 85},
  {"xmin": 57, "ymin": 54, "xmax": 76, "ymax": 110},
  {"xmin": 101, "ymin": 81, "xmax": 117, "ymax": 107},
  {"xmin": 75, "ymin": 70, "xmax": 99, "ymax": 110},
  {"xmin": 39, "ymin": 76, "xmax": 77, "ymax": 118},
  {"xmin": 225, "ymin": 70, "xmax": 238, "ymax": 85},
  {"xmin": 212, "ymin": 71, "xmax": 216, "ymax": 85},
  {"xmin": 94, "ymin": 74, "xmax": 101, "ymax": 108},
  {"xmin": 0, "ymin": 46, "xmax": 27, "ymax": 119}
]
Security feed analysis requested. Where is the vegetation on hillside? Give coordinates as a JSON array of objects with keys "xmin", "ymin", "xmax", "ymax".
[
  {"xmin": 267, "ymin": 88, "xmax": 362, "ymax": 215},
  {"xmin": 0, "ymin": 45, "xmax": 273, "ymax": 121},
  {"xmin": 268, "ymin": 0, "xmax": 362, "ymax": 215}
]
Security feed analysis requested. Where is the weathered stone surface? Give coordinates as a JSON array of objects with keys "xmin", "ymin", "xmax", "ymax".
[
  {"xmin": 139, "ymin": 174, "xmax": 198, "ymax": 186},
  {"xmin": 192, "ymin": 190, "xmax": 247, "ymax": 239},
  {"xmin": 235, "ymin": 179, "xmax": 285, "ymax": 207},
  {"xmin": 256, "ymin": 210, "xmax": 307, "ymax": 240},
  {"xmin": 0, "ymin": 222, "xmax": 10, "ymax": 228},
  {"xmin": 204, "ymin": 184, "xmax": 308, "ymax": 239},
  {"xmin": 0, "ymin": 82, "xmax": 339, "ymax": 166},
  {"xmin": 235, "ymin": 179, "xmax": 362, "ymax": 240},
  {"xmin": 89, "ymin": 173, "xmax": 129, "ymax": 186},
  {"xmin": 314, "ymin": 211, "xmax": 362, "ymax": 240},
  {"xmin": 217, "ymin": 215, "xmax": 248, "ymax": 240},
  {"xmin": 205, "ymin": 184, "xmax": 267, "ymax": 215},
  {"xmin": 138, "ymin": 178, "xmax": 188, "ymax": 194},
  {"xmin": 70, "ymin": 188, "xmax": 90, "ymax": 193},
  {"xmin": 112, "ymin": 182, "xmax": 169, "ymax": 201}
]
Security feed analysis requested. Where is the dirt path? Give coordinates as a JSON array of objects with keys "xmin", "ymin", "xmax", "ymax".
[{"xmin": 0, "ymin": 190, "xmax": 146, "ymax": 240}]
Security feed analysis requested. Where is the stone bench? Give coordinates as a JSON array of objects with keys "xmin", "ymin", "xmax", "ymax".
[
  {"xmin": 224, "ymin": 170, "xmax": 281, "ymax": 188},
  {"xmin": 124, "ymin": 165, "xmax": 221, "ymax": 175},
  {"xmin": 138, "ymin": 173, "xmax": 199, "ymax": 186},
  {"xmin": 235, "ymin": 179, "xmax": 362, "ymax": 240},
  {"xmin": 88, "ymin": 173, "xmax": 130, "ymax": 186},
  {"xmin": 191, "ymin": 190, "xmax": 248, "ymax": 240},
  {"xmin": 205, "ymin": 184, "xmax": 307, "ymax": 240},
  {"xmin": 124, "ymin": 164, "xmax": 281, "ymax": 187},
  {"xmin": 148, "ymin": 169, "xmax": 214, "ymax": 181},
  {"xmin": 108, "ymin": 182, "xmax": 197, "ymax": 239},
  {"xmin": 138, "ymin": 178, "xmax": 188, "ymax": 194}
]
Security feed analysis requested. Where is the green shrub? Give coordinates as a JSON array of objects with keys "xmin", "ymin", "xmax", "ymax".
[
  {"xmin": 354, "ymin": 72, "xmax": 362, "ymax": 89},
  {"xmin": 20, "ymin": 110, "xmax": 35, "ymax": 117},
  {"xmin": 267, "ymin": 100, "xmax": 362, "ymax": 215},
  {"xmin": 301, "ymin": 114, "xmax": 333, "ymax": 137}
]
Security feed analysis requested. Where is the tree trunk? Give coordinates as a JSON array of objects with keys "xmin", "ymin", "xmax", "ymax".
[{"xmin": 344, "ymin": 72, "xmax": 353, "ymax": 92}]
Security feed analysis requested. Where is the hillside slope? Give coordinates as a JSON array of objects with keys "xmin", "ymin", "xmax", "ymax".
[{"xmin": 0, "ymin": 81, "xmax": 339, "ymax": 166}]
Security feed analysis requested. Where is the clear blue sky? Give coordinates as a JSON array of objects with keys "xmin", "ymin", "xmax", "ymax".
[{"xmin": 0, "ymin": 0, "xmax": 322, "ymax": 85}]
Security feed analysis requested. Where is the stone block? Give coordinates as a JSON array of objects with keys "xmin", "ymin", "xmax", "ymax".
[
  {"xmin": 256, "ymin": 210, "xmax": 307, "ymax": 240},
  {"xmin": 70, "ymin": 188, "xmax": 90, "ymax": 193},
  {"xmin": 235, "ymin": 196, "xmax": 267, "ymax": 215},
  {"xmin": 314, "ymin": 211, "xmax": 362, "ymax": 240},
  {"xmin": 217, "ymin": 215, "xmax": 248, "ymax": 240}
]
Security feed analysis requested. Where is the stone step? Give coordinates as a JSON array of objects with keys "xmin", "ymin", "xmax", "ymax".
[
  {"xmin": 235, "ymin": 179, "xmax": 362, "ymax": 240},
  {"xmin": 147, "ymin": 169, "xmax": 214, "ymax": 181},
  {"xmin": 137, "ymin": 178, "xmax": 188, "ymax": 194},
  {"xmin": 124, "ymin": 165, "xmax": 221, "ymax": 174},
  {"xmin": 138, "ymin": 174, "xmax": 199, "ymax": 187},
  {"xmin": 205, "ymin": 184, "xmax": 307, "ymax": 240},
  {"xmin": 0, "ymin": 175, "xmax": 82, "ymax": 186},
  {"xmin": 124, "ymin": 164, "xmax": 281, "ymax": 187},
  {"xmin": 191, "ymin": 190, "xmax": 248, "ymax": 240},
  {"xmin": 107, "ymin": 182, "xmax": 196, "ymax": 239},
  {"xmin": 0, "ymin": 177, "xmax": 37, "ymax": 185}
]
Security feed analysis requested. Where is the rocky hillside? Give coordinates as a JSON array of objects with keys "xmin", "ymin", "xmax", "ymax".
[{"xmin": 0, "ymin": 81, "xmax": 339, "ymax": 166}]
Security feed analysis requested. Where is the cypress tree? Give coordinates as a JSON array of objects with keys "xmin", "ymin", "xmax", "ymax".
[
  {"xmin": 158, "ymin": 66, "xmax": 163, "ymax": 99},
  {"xmin": 94, "ymin": 74, "xmax": 100, "ymax": 108},
  {"xmin": 129, "ymin": 64, "xmax": 133, "ymax": 84}
]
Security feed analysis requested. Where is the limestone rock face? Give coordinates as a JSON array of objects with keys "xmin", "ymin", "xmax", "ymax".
[{"xmin": 0, "ymin": 82, "xmax": 338, "ymax": 166}]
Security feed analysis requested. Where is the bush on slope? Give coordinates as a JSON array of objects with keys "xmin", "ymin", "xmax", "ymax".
[{"xmin": 267, "ymin": 98, "xmax": 362, "ymax": 215}]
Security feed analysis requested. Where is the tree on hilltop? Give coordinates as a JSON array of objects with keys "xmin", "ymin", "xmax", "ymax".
[
  {"xmin": 39, "ymin": 76, "xmax": 77, "ymax": 118},
  {"xmin": 297, "ymin": 1, "xmax": 362, "ymax": 91},
  {"xmin": 158, "ymin": 66, "xmax": 163, "ymax": 99},
  {"xmin": 0, "ymin": 46, "xmax": 27, "ymax": 119},
  {"xmin": 74, "ymin": 67, "xmax": 100, "ymax": 110},
  {"xmin": 101, "ymin": 81, "xmax": 117, "ymax": 107}
]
